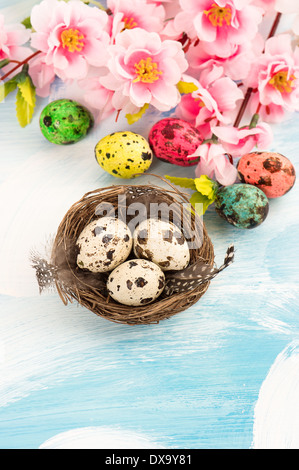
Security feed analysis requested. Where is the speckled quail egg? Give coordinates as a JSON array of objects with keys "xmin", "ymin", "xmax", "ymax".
[
  {"xmin": 237, "ymin": 151, "xmax": 296, "ymax": 198},
  {"xmin": 76, "ymin": 216, "xmax": 132, "ymax": 273},
  {"xmin": 133, "ymin": 218, "xmax": 190, "ymax": 271},
  {"xmin": 94, "ymin": 131, "xmax": 153, "ymax": 178},
  {"xmin": 107, "ymin": 259, "xmax": 165, "ymax": 306},
  {"xmin": 40, "ymin": 99, "xmax": 94, "ymax": 145},
  {"xmin": 148, "ymin": 117, "xmax": 203, "ymax": 166},
  {"xmin": 214, "ymin": 184, "xmax": 269, "ymax": 229}
]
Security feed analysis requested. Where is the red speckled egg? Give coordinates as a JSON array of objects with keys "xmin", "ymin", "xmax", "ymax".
[
  {"xmin": 237, "ymin": 151, "xmax": 296, "ymax": 198},
  {"xmin": 148, "ymin": 117, "xmax": 203, "ymax": 167}
]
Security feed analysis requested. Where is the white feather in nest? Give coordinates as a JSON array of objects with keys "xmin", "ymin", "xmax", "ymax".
[{"xmin": 30, "ymin": 234, "xmax": 109, "ymax": 297}]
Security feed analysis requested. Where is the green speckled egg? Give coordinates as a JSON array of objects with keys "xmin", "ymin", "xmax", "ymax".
[
  {"xmin": 40, "ymin": 99, "xmax": 94, "ymax": 145},
  {"xmin": 95, "ymin": 131, "xmax": 153, "ymax": 179},
  {"xmin": 214, "ymin": 184, "xmax": 269, "ymax": 229}
]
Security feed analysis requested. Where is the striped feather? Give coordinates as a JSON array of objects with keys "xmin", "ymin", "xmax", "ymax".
[{"xmin": 164, "ymin": 244, "xmax": 235, "ymax": 295}]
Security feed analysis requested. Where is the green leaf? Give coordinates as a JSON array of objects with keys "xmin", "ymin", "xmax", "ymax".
[
  {"xmin": 17, "ymin": 75, "xmax": 36, "ymax": 108},
  {"xmin": 1, "ymin": 66, "xmax": 36, "ymax": 126},
  {"xmin": 249, "ymin": 112, "xmax": 259, "ymax": 129},
  {"xmin": 126, "ymin": 103, "xmax": 149, "ymax": 125},
  {"xmin": 15, "ymin": 72, "xmax": 36, "ymax": 126},
  {"xmin": 13, "ymin": 66, "xmax": 30, "ymax": 85},
  {"xmin": 21, "ymin": 16, "xmax": 32, "ymax": 29},
  {"xmin": 0, "ymin": 78, "xmax": 17, "ymax": 103},
  {"xmin": 15, "ymin": 87, "xmax": 35, "ymax": 127},
  {"xmin": 194, "ymin": 175, "xmax": 219, "ymax": 200},
  {"xmin": 177, "ymin": 80, "xmax": 198, "ymax": 94},
  {"xmin": 165, "ymin": 175, "xmax": 197, "ymax": 190},
  {"xmin": 189, "ymin": 191, "xmax": 213, "ymax": 216},
  {"xmin": 0, "ymin": 58, "xmax": 10, "ymax": 69}
]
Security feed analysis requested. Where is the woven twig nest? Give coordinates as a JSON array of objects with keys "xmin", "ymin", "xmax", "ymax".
[{"xmin": 32, "ymin": 176, "xmax": 234, "ymax": 325}]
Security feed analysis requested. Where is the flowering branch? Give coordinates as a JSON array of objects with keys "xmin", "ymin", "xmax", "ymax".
[
  {"xmin": 1, "ymin": 50, "xmax": 41, "ymax": 82},
  {"xmin": 233, "ymin": 12, "xmax": 283, "ymax": 128},
  {"xmin": 0, "ymin": 0, "xmax": 297, "ymax": 192}
]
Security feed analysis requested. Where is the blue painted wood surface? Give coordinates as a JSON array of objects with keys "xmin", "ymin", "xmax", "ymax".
[{"xmin": 1, "ymin": 0, "xmax": 299, "ymax": 449}]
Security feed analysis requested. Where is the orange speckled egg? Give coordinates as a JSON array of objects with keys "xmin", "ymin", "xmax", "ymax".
[{"xmin": 237, "ymin": 151, "xmax": 296, "ymax": 198}]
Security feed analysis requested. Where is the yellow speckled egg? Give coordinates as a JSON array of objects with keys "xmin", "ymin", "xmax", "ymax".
[{"xmin": 95, "ymin": 131, "xmax": 153, "ymax": 178}]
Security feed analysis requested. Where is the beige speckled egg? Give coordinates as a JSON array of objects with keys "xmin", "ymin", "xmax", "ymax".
[
  {"xmin": 107, "ymin": 259, "xmax": 165, "ymax": 306},
  {"xmin": 133, "ymin": 218, "xmax": 190, "ymax": 271},
  {"xmin": 76, "ymin": 217, "xmax": 132, "ymax": 273}
]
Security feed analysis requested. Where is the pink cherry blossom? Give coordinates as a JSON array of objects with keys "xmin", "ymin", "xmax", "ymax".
[
  {"xmin": 252, "ymin": 0, "xmax": 276, "ymax": 13},
  {"xmin": 158, "ymin": 1, "xmax": 184, "ymax": 41},
  {"xmin": 100, "ymin": 27, "xmax": 188, "ymax": 112},
  {"xmin": 186, "ymin": 33, "xmax": 264, "ymax": 81},
  {"xmin": 0, "ymin": 14, "xmax": 31, "ymax": 65},
  {"xmin": 107, "ymin": 0, "xmax": 165, "ymax": 39},
  {"xmin": 189, "ymin": 142, "xmax": 238, "ymax": 185},
  {"xmin": 249, "ymin": 93, "xmax": 286, "ymax": 123},
  {"xmin": 293, "ymin": 17, "xmax": 299, "ymax": 36},
  {"xmin": 28, "ymin": 53, "xmax": 56, "ymax": 97},
  {"xmin": 80, "ymin": 76, "xmax": 115, "ymax": 122},
  {"xmin": 274, "ymin": 0, "xmax": 299, "ymax": 14},
  {"xmin": 30, "ymin": 0, "xmax": 110, "ymax": 80},
  {"xmin": 211, "ymin": 122, "xmax": 273, "ymax": 157},
  {"xmin": 173, "ymin": 0, "xmax": 263, "ymax": 58},
  {"xmin": 245, "ymin": 34, "xmax": 299, "ymax": 115},
  {"xmin": 177, "ymin": 66, "xmax": 243, "ymax": 139},
  {"xmin": 274, "ymin": 0, "xmax": 299, "ymax": 36}
]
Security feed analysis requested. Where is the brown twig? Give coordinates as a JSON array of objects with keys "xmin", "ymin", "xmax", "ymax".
[
  {"xmin": 267, "ymin": 12, "xmax": 282, "ymax": 40},
  {"xmin": 1, "ymin": 50, "xmax": 41, "ymax": 81},
  {"xmin": 115, "ymin": 109, "xmax": 121, "ymax": 122},
  {"xmin": 233, "ymin": 86, "xmax": 254, "ymax": 128}
]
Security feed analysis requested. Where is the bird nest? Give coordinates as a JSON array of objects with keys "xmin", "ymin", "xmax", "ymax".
[{"xmin": 33, "ymin": 177, "xmax": 234, "ymax": 325}]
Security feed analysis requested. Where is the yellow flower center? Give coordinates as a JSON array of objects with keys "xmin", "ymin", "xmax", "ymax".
[
  {"xmin": 269, "ymin": 70, "xmax": 296, "ymax": 93},
  {"xmin": 204, "ymin": 3, "xmax": 232, "ymax": 27},
  {"xmin": 61, "ymin": 28, "xmax": 85, "ymax": 53},
  {"xmin": 123, "ymin": 16, "xmax": 138, "ymax": 29},
  {"xmin": 133, "ymin": 57, "xmax": 163, "ymax": 84}
]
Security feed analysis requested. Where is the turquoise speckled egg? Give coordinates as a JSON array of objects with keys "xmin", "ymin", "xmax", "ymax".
[
  {"xmin": 214, "ymin": 184, "xmax": 269, "ymax": 229},
  {"xmin": 40, "ymin": 99, "xmax": 94, "ymax": 145}
]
